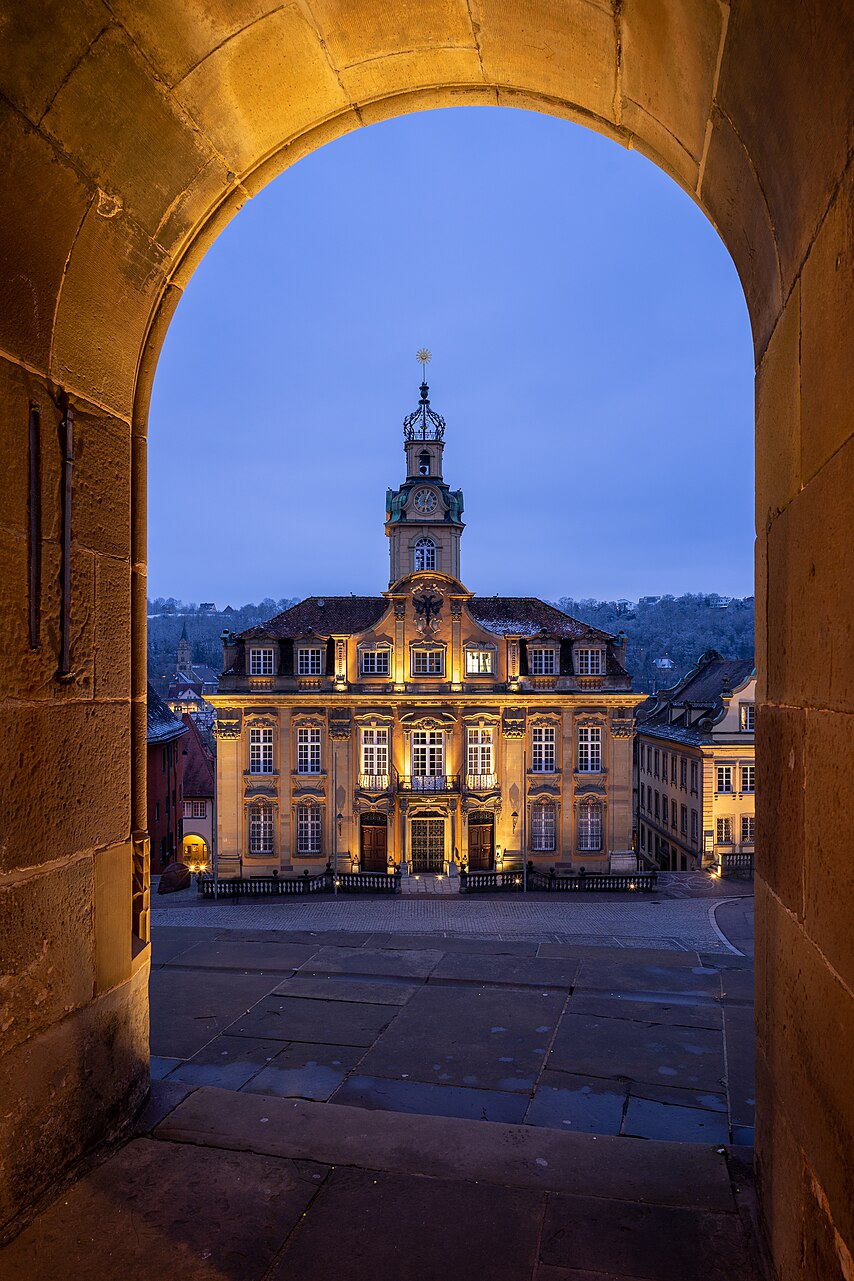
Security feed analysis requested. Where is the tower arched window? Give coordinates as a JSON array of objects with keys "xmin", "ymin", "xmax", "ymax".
[
  {"xmin": 418, "ymin": 450, "xmax": 431, "ymax": 476},
  {"xmin": 414, "ymin": 538, "xmax": 436, "ymax": 572}
]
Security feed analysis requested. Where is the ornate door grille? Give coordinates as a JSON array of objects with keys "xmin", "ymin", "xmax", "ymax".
[{"xmin": 410, "ymin": 818, "xmax": 445, "ymax": 872}]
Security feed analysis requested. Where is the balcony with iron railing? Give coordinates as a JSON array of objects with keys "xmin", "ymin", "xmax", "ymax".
[
  {"xmin": 357, "ymin": 773, "xmax": 391, "ymax": 792},
  {"xmin": 465, "ymin": 773, "xmax": 498, "ymax": 791},
  {"xmin": 395, "ymin": 770, "xmax": 460, "ymax": 793}
]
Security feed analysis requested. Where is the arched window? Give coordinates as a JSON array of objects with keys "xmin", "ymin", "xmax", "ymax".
[
  {"xmin": 414, "ymin": 538, "xmax": 436, "ymax": 571},
  {"xmin": 249, "ymin": 802, "xmax": 274, "ymax": 855},
  {"xmin": 418, "ymin": 450, "xmax": 431, "ymax": 476},
  {"xmin": 578, "ymin": 801, "xmax": 603, "ymax": 852}
]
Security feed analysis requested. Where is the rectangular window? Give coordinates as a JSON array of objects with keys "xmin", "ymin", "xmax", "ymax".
[
  {"xmin": 529, "ymin": 648, "xmax": 556, "ymax": 675},
  {"xmin": 411, "ymin": 730, "xmax": 444, "ymax": 778},
  {"xmin": 577, "ymin": 726, "xmax": 602, "ymax": 772},
  {"xmin": 716, "ymin": 817, "xmax": 734, "ymax": 844},
  {"xmin": 647, "ymin": 785, "xmax": 652, "ymax": 813},
  {"xmin": 531, "ymin": 727, "xmax": 556, "ymax": 773},
  {"xmin": 662, "ymin": 751, "xmax": 668, "ymax": 779},
  {"xmin": 681, "ymin": 804, "xmax": 688, "ymax": 835},
  {"xmin": 297, "ymin": 805, "xmax": 322, "ymax": 854},
  {"xmin": 249, "ymin": 647, "xmax": 275, "ymax": 676},
  {"xmin": 412, "ymin": 648, "xmax": 444, "ymax": 675},
  {"xmin": 530, "ymin": 802, "xmax": 556, "ymax": 851},
  {"xmin": 467, "ymin": 727, "xmax": 494, "ymax": 777},
  {"xmin": 741, "ymin": 764, "xmax": 755, "ymax": 792},
  {"xmin": 671, "ymin": 799, "xmax": 678, "ymax": 830},
  {"xmin": 680, "ymin": 758, "xmax": 687, "ymax": 790},
  {"xmin": 465, "ymin": 649, "xmax": 494, "ymax": 675},
  {"xmin": 671, "ymin": 755, "xmax": 678, "ymax": 785},
  {"xmin": 576, "ymin": 648, "xmax": 603, "ymax": 675},
  {"xmin": 740, "ymin": 703, "xmax": 755, "ymax": 732},
  {"xmin": 578, "ymin": 803, "xmax": 602, "ymax": 851},
  {"xmin": 717, "ymin": 765, "xmax": 734, "ymax": 793},
  {"xmin": 654, "ymin": 791, "xmax": 660, "ymax": 819},
  {"xmin": 361, "ymin": 727, "xmax": 389, "ymax": 777},
  {"xmin": 297, "ymin": 727, "xmax": 322, "ymax": 774},
  {"xmin": 690, "ymin": 761, "xmax": 699, "ymax": 793},
  {"xmin": 249, "ymin": 805, "xmax": 274, "ymax": 854},
  {"xmin": 360, "ymin": 649, "xmax": 390, "ymax": 675},
  {"xmin": 183, "ymin": 800, "xmax": 206, "ymax": 819},
  {"xmin": 741, "ymin": 814, "xmax": 756, "ymax": 843},
  {"xmin": 297, "ymin": 647, "xmax": 323, "ymax": 676},
  {"xmin": 155, "ymin": 801, "xmax": 160, "ymax": 823},
  {"xmin": 691, "ymin": 810, "xmax": 699, "ymax": 844},
  {"xmin": 640, "ymin": 825, "xmax": 646, "ymax": 849},
  {"xmin": 654, "ymin": 749, "xmax": 660, "ymax": 778},
  {"xmin": 249, "ymin": 727, "xmax": 274, "ymax": 774}
]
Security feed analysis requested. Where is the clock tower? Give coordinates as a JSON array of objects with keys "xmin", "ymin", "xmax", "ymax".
[{"xmin": 385, "ymin": 370, "xmax": 465, "ymax": 585}]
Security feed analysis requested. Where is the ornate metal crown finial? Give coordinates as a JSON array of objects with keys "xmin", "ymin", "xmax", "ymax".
[{"xmin": 404, "ymin": 349, "xmax": 445, "ymax": 440}]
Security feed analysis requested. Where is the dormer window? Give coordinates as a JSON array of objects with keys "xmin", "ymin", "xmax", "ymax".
[
  {"xmin": 740, "ymin": 702, "xmax": 755, "ymax": 732},
  {"xmin": 297, "ymin": 647, "xmax": 323, "ymax": 676},
  {"xmin": 248, "ymin": 646, "xmax": 275, "ymax": 676},
  {"xmin": 414, "ymin": 538, "xmax": 436, "ymax": 572},
  {"xmin": 360, "ymin": 647, "xmax": 391, "ymax": 676},
  {"xmin": 412, "ymin": 646, "xmax": 444, "ymax": 676},
  {"xmin": 529, "ymin": 647, "xmax": 556, "ymax": 676},
  {"xmin": 575, "ymin": 647, "xmax": 604, "ymax": 676}
]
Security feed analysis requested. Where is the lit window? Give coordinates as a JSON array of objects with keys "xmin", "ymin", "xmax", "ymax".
[
  {"xmin": 413, "ymin": 538, "xmax": 436, "ymax": 572},
  {"xmin": 576, "ymin": 648, "xmax": 603, "ymax": 675},
  {"xmin": 716, "ymin": 817, "xmax": 734, "ymax": 844},
  {"xmin": 529, "ymin": 648, "xmax": 556, "ymax": 675},
  {"xmin": 297, "ymin": 727, "xmax": 322, "ymax": 774},
  {"xmin": 361, "ymin": 728, "xmax": 389, "ymax": 777},
  {"xmin": 249, "ymin": 727, "xmax": 274, "ymax": 774},
  {"xmin": 249, "ymin": 804, "xmax": 274, "ymax": 854},
  {"xmin": 412, "ymin": 648, "xmax": 443, "ymax": 676},
  {"xmin": 530, "ymin": 802, "xmax": 556, "ymax": 851},
  {"xmin": 578, "ymin": 802, "xmax": 602, "ymax": 851},
  {"xmin": 467, "ymin": 727, "xmax": 493, "ymax": 777},
  {"xmin": 466, "ymin": 649, "xmax": 494, "ymax": 675},
  {"xmin": 249, "ymin": 647, "xmax": 274, "ymax": 676},
  {"xmin": 411, "ymin": 730, "xmax": 444, "ymax": 779},
  {"xmin": 578, "ymin": 726, "xmax": 602, "ymax": 773},
  {"xmin": 717, "ymin": 765, "xmax": 733, "ymax": 793},
  {"xmin": 531, "ymin": 727, "xmax": 556, "ymax": 773},
  {"xmin": 297, "ymin": 805, "xmax": 322, "ymax": 854},
  {"xmin": 741, "ymin": 815, "xmax": 756, "ymax": 843},
  {"xmin": 741, "ymin": 764, "xmax": 755, "ymax": 792},
  {"xmin": 297, "ymin": 647, "xmax": 323, "ymax": 676},
  {"xmin": 740, "ymin": 703, "xmax": 755, "ymax": 732},
  {"xmin": 361, "ymin": 649, "xmax": 390, "ymax": 675}
]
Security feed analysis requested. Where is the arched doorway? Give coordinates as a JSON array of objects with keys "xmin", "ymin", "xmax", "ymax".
[
  {"xmin": 180, "ymin": 833, "xmax": 209, "ymax": 870},
  {"xmin": 0, "ymin": 8, "xmax": 851, "ymax": 1275}
]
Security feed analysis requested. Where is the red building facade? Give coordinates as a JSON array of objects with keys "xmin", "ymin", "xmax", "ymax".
[{"xmin": 146, "ymin": 684, "xmax": 188, "ymax": 873}]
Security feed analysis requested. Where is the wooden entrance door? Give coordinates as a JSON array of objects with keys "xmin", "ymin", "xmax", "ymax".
[
  {"xmin": 410, "ymin": 818, "xmax": 445, "ymax": 872},
  {"xmin": 467, "ymin": 813, "xmax": 494, "ymax": 870},
  {"xmin": 360, "ymin": 815, "xmax": 388, "ymax": 872}
]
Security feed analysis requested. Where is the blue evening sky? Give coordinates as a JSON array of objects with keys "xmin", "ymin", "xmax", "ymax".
[{"xmin": 149, "ymin": 106, "xmax": 754, "ymax": 606}]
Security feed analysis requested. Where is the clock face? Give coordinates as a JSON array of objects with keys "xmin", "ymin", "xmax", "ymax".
[{"xmin": 412, "ymin": 487, "xmax": 437, "ymax": 514}]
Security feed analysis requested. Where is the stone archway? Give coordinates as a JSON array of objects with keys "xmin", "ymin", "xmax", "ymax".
[{"xmin": 0, "ymin": 5, "xmax": 851, "ymax": 1274}]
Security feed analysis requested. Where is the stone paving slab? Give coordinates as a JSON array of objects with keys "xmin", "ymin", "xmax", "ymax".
[
  {"xmin": 723, "ymin": 1004, "xmax": 757, "ymax": 1128},
  {"xmin": 148, "ymin": 967, "xmax": 280, "ymax": 1058},
  {"xmin": 228, "ymin": 994, "xmax": 399, "ymax": 1047},
  {"xmin": 163, "ymin": 938, "xmax": 319, "ymax": 972},
  {"xmin": 523, "ymin": 1070, "xmax": 628, "ymax": 1135},
  {"xmin": 272, "ymin": 974, "xmax": 419, "ymax": 1004},
  {"xmin": 355, "ymin": 985, "xmax": 565, "ymax": 1092},
  {"xmin": 167, "ymin": 1034, "xmax": 286, "ymax": 1090},
  {"xmin": 366, "ymin": 931, "xmax": 540, "ymax": 955},
  {"xmin": 242, "ymin": 1042, "xmax": 367, "ymax": 1101},
  {"xmin": 429, "ymin": 952, "xmax": 580, "ymax": 989},
  {"xmin": 154, "ymin": 1088, "xmax": 739, "ymax": 1211},
  {"xmin": 566, "ymin": 991, "xmax": 723, "ymax": 1030},
  {"xmin": 332, "ymin": 1073, "xmax": 530, "ymax": 1123},
  {"xmin": 299, "ymin": 944, "xmax": 445, "ymax": 978},
  {"xmin": 548, "ymin": 1014, "xmax": 726, "ymax": 1094},
  {"xmin": 573, "ymin": 961, "xmax": 723, "ymax": 999},
  {"xmin": 622, "ymin": 1095, "xmax": 730, "ymax": 1144}
]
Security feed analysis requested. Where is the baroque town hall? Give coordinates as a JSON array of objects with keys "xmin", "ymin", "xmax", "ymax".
[{"xmin": 210, "ymin": 376, "xmax": 643, "ymax": 877}]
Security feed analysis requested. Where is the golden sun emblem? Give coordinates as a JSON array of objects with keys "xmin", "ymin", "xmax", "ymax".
[{"xmin": 416, "ymin": 348, "xmax": 432, "ymax": 365}]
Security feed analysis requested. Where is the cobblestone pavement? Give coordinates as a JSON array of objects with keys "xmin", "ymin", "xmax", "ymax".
[{"xmin": 150, "ymin": 896, "xmax": 739, "ymax": 952}]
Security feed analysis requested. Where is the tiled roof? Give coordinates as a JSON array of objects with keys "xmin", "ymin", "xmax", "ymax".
[
  {"xmin": 240, "ymin": 597, "xmax": 388, "ymax": 639},
  {"xmin": 467, "ymin": 598, "xmax": 613, "ymax": 640},
  {"xmin": 181, "ymin": 715, "xmax": 215, "ymax": 798},
  {"xmin": 636, "ymin": 651, "xmax": 755, "ymax": 742},
  {"xmin": 146, "ymin": 683, "xmax": 188, "ymax": 745}
]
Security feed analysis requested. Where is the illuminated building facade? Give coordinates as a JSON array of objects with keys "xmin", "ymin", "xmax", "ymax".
[
  {"xmin": 635, "ymin": 652, "xmax": 756, "ymax": 871},
  {"xmin": 210, "ymin": 378, "xmax": 644, "ymax": 877}
]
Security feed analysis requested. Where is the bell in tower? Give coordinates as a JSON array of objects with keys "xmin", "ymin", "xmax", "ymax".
[{"xmin": 385, "ymin": 351, "xmax": 465, "ymax": 587}]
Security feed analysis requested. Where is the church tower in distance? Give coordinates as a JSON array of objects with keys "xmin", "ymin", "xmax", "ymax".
[{"xmin": 385, "ymin": 360, "xmax": 464, "ymax": 586}]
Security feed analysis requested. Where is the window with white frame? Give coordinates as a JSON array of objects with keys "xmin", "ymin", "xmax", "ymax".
[
  {"xmin": 360, "ymin": 648, "xmax": 390, "ymax": 676},
  {"xmin": 578, "ymin": 801, "xmax": 602, "ymax": 851},
  {"xmin": 411, "ymin": 730, "xmax": 444, "ymax": 777},
  {"xmin": 297, "ymin": 804, "xmax": 322, "ymax": 854},
  {"xmin": 297, "ymin": 647, "xmax": 323, "ymax": 676},
  {"xmin": 413, "ymin": 538, "xmax": 436, "ymax": 572},
  {"xmin": 529, "ymin": 647, "xmax": 556, "ymax": 675},
  {"xmin": 530, "ymin": 801, "xmax": 556, "ymax": 851},
  {"xmin": 249, "ymin": 647, "xmax": 275, "ymax": 676},
  {"xmin": 249, "ymin": 803, "xmax": 274, "ymax": 854},
  {"xmin": 575, "ymin": 648, "xmax": 603, "ymax": 676},
  {"xmin": 531, "ymin": 726, "xmax": 556, "ymax": 773},
  {"xmin": 716, "ymin": 816, "xmax": 734, "ymax": 844},
  {"xmin": 465, "ymin": 649, "xmax": 494, "ymax": 675},
  {"xmin": 741, "ymin": 764, "xmax": 755, "ymax": 792},
  {"xmin": 412, "ymin": 647, "xmax": 444, "ymax": 676},
  {"xmin": 740, "ymin": 703, "xmax": 755, "ymax": 732},
  {"xmin": 716, "ymin": 765, "xmax": 734, "ymax": 793},
  {"xmin": 467, "ymin": 727, "xmax": 493, "ymax": 778},
  {"xmin": 183, "ymin": 800, "xmax": 206, "ymax": 819},
  {"xmin": 578, "ymin": 726, "xmax": 602, "ymax": 773},
  {"xmin": 249, "ymin": 726, "xmax": 274, "ymax": 774},
  {"xmin": 361, "ymin": 727, "xmax": 389, "ymax": 777},
  {"xmin": 741, "ymin": 814, "xmax": 756, "ymax": 843},
  {"xmin": 296, "ymin": 726, "xmax": 322, "ymax": 773}
]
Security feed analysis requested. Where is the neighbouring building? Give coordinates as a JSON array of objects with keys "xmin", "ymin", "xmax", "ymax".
[
  {"xmin": 146, "ymin": 683, "xmax": 188, "ymax": 873},
  {"xmin": 209, "ymin": 374, "xmax": 644, "ymax": 878},
  {"xmin": 634, "ymin": 651, "xmax": 756, "ymax": 871},
  {"xmin": 166, "ymin": 621, "xmax": 219, "ymax": 730},
  {"xmin": 180, "ymin": 713, "xmax": 215, "ymax": 870}
]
